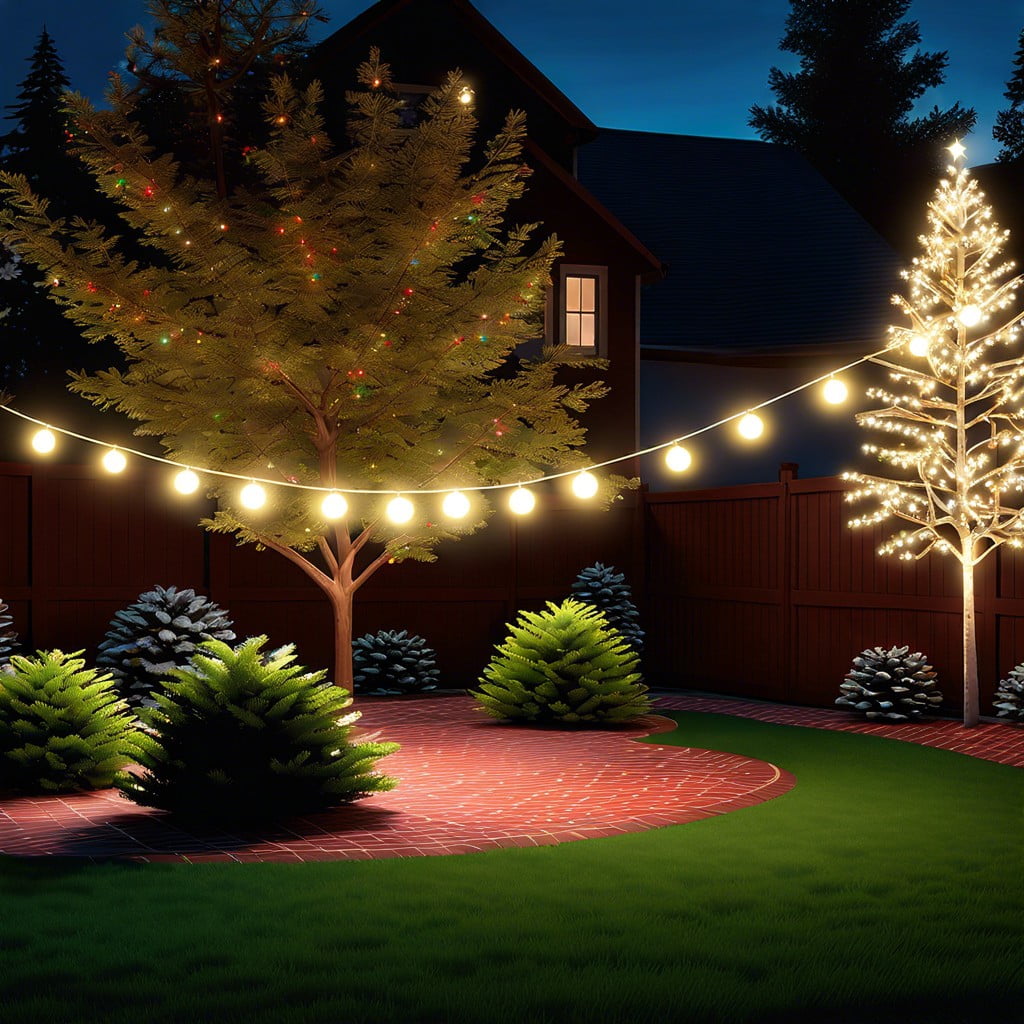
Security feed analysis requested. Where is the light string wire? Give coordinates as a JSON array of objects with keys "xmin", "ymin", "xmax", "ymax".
[{"xmin": 0, "ymin": 340, "xmax": 897, "ymax": 496}]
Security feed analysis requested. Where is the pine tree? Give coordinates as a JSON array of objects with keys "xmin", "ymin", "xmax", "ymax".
[
  {"xmin": 0, "ymin": 4, "xmax": 613, "ymax": 694},
  {"xmin": 0, "ymin": 28, "xmax": 114, "ymax": 392},
  {"xmin": 994, "ymin": 28, "xmax": 1024, "ymax": 164},
  {"xmin": 844, "ymin": 144, "xmax": 1024, "ymax": 727},
  {"xmin": 749, "ymin": 0, "xmax": 975, "ymax": 246}
]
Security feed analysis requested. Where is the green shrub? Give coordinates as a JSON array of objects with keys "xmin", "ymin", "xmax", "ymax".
[
  {"xmin": 837, "ymin": 645, "xmax": 943, "ymax": 720},
  {"xmin": 0, "ymin": 650, "xmax": 142, "ymax": 793},
  {"xmin": 96, "ymin": 585, "xmax": 236, "ymax": 709},
  {"xmin": 994, "ymin": 663, "xmax": 1024, "ymax": 722},
  {"xmin": 353, "ymin": 630, "xmax": 440, "ymax": 695},
  {"xmin": 119, "ymin": 636, "xmax": 399, "ymax": 822},
  {"xmin": 570, "ymin": 562, "xmax": 644, "ymax": 653},
  {"xmin": 473, "ymin": 598, "xmax": 650, "ymax": 725}
]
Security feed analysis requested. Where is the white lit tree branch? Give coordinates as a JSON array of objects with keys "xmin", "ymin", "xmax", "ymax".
[{"xmin": 844, "ymin": 144, "xmax": 1024, "ymax": 727}]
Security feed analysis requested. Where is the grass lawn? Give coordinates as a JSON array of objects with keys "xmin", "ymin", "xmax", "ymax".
[{"xmin": 0, "ymin": 711, "xmax": 1021, "ymax": 1024}]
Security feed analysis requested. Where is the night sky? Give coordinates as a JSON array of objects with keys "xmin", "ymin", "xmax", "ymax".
[{"xmin": 0, "ymin": 0, "xmax": 1022, "ymax": 165}]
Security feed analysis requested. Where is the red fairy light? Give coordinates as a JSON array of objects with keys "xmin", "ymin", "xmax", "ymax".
[
  {"xmin": 471, "ymin": 193, "xmax": 485, "ymax": 205},
  {"xmin": 86, "ymin": 282, "xmax": 98, "ymax": 293},
  {"xmin": 403, "ymin": 288, "xmax": 414, "ymax": 296}
]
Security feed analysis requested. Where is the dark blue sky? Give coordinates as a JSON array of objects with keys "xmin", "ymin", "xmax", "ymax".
[{"xmin": 1, "ymin": 0, "xmax": 1022, "ymax": 165}]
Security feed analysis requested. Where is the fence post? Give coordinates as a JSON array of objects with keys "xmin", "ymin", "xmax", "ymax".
[{"xmin": 779, "ymin": 463, "xmax": 798, "ymax": 702}]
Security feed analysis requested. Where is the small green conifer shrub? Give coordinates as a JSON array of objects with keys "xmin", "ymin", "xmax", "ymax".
[
  {"xmin": 994, "ymin": 662, "xmax": 1024, "ymax": 721},
  {"xmin": 0, "ymin": 650, "xmax": 142, "ymax": 793},
  {"xmin": 837, "ymin": 645, "xmax": 943, "ymax": 720},
  {"xmin": 119, "ymin": 636, "xmax": 399, "ymax": 822},
  {"xmin": 473, "ymin": 598, "xmax": 650, "ymax": 725},
  {"xmin": 353, "ymin": 630, "xmax": 440, "ymax": 695},
  {"xmin": 96, "ymin": 585, "xmax": 236, "ymax": 709}
]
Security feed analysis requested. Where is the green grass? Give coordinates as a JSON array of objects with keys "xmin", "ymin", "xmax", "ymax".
[{"xmin": 0, "ymin": 712, "xmax": 1021, "ymax": 1024}]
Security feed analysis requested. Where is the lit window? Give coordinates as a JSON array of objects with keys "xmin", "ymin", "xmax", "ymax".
[
  {"xmin": 559, "ymin": 265, "xmax": 606, "ymax": 354},
  {"xmin": 565, "ymin": 274, "xmax": 598, "ymax": 348}
]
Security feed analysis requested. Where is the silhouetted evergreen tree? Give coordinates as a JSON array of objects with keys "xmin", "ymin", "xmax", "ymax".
[
  {"xmin": 749, "ymin": 0, "xmax": 975, "ymax": 250},
  {"xmin": 0, "ymin": 28, "xmax": 117, "ymax": 395},
  {"xmin": 994, "ymin": 28, "xmax": 1024, "ymax": 164}
]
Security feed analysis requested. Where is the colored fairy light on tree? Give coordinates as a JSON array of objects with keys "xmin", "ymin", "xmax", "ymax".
[
  {"xmin": 843, "ymin": 143, "xmax": 1024, "ymax": 728},
  {"xmin": 0, "ymin": 18, "xmax": 626, "ymax": 694}
]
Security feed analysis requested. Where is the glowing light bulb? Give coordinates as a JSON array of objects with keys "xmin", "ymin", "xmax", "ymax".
[
  {"xmin": 909, "ymin": 335, "xmax": 929, "ymax": 357},
  {"xmin": 508, "ymin": 486, "xmax": 535, "ymax": 515},
  {"xmin": 571, "ymin": 470, "xmax": 598, "ymax": 499},
  {"xmin": 31, "ymin": 428, "xmax": 56, "ymax": 454},
  {"xmin": 737, "ymin": 412, "xmax": 764, "ymax": 440},
  {"xmin": 101, "ymin": 448, "xmax": 127, "ymax": 474},
  {"xmin": 240, "ymin": 482, "xmax": 266, "ymax": 510},
  {"xmin": 321, "ymin": 492, "xmax": 348, "ymax": 520},
  {"xmin": 458, "ymin": 86, "xmax": 474, "ymax": 105},
  {"xmin": 174, "ymin": 469, "xmax": 200, "ymax": 495},
  {"xmin": 947, "ymin": 139, "xmax": 967, "ymax": 161},
  {"xmin": 665, "ymin": 444, "xmax": 692, "ymax": 472},
  {"xmin": 958, "ymin": 304, "xmax": 982, "ymax": 327},
  {"xmin": 442, "ymin": 491, "xmax": 470, "ymax": 519},
  {"xmin": 823, "ymin": 378, "xmax": 848, "ymax": 405},
  {"xmin": 386, "ymin": 495, "xmax": 414, "ymax": 524}
]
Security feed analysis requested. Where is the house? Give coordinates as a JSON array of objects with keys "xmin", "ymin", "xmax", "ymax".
[{"xmin": 310, "ymin": 0, "xmax": 904, "ymax": 490}]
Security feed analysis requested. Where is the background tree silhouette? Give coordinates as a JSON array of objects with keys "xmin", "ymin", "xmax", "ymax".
[
  {"xmin": 749, "ymin": 0, "xmax": 975, "ymax": 252},
  {"xmin": 994, "ymin": 27, "xmax": 1024, "ymax": 165},
  {"xmin": 0, "ymin": 28, "xmax": 118, "ymax": 396}
]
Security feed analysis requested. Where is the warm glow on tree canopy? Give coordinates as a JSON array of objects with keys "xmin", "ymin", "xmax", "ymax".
[{"xmin": 843, "ymin": 150, "xmax": 1024, "ymax": 727}]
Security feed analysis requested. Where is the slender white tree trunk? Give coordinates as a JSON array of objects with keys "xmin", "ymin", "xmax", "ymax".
[{"xmin": 961, "ymin": 553, "xmax": 980, "ymax": 728}]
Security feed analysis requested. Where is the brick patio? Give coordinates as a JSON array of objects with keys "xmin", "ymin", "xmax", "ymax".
[
  {"xmin": 0, "ymin": 696, "xmax": 793, "ymax": 863},
  {"xmin": 0, "ymin": 693, "xmax": 1018, "ymax": 864}
]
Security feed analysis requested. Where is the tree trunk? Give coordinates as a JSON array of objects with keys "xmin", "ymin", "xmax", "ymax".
[
  {"xmin": 328, "ymin": 583, "xmax": 355, "ymax": 694},
  {"xmin": 962, "ymin": 554, "xmax": 980, "ymax": 728}
]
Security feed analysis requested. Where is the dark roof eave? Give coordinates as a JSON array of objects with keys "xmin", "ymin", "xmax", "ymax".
[
  {"xmin": 640, "ymin": 338, "xmax": 883, "ymax": 368},
  {"xmin": 524, "ymin": 139, "xmax": 665, "ymax": 279}
]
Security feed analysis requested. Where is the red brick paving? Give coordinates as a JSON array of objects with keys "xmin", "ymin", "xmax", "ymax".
[
  {"xmin": 656, "ymin": 694, "xmax": 1024, "ymax": 768},
  {"xmin": 0, "ymin": 696, "xmax": 792, "ymax": 864},
  {"xmin": 2, "ymin": 693, "xmax": 1018, "ymax": 864}
]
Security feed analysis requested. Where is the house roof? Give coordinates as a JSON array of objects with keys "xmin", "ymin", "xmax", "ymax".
[
  {"xmin": 522, "ymin": 139, "xmax": 663, "ymax": 279},
  {"xmin": 314, "ymin": 0, "xmax": 597, "ymax": 141},
  {"xmin": 576, "ymin": 129, "xmax": 904, "ymax": 357}
]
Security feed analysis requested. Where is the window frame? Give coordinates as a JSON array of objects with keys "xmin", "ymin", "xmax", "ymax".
[{"xmin": 558, "ymin": 264, "xmax": 607, "ymax": 357}]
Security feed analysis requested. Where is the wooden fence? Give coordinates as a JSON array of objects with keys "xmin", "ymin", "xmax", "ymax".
[
  {"xmin": 644, "ymin": 466, "xmax": 1023, "ymax": 714},
  {"xmin": 0, "ymin": 461, "xmax": 642, "ymax": 687},
  {"xmin": 2, "ymin": 460, "xmax": 1017, "ymax": 713}
]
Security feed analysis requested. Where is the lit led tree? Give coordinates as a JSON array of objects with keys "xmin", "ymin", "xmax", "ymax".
[
  {"xmin": 844, "ymin": 143, "xmax": 1024, "ymax": 727},
  {"xmin": 0, "ymin": 7, "xmax": 611, "ymax": 694}
]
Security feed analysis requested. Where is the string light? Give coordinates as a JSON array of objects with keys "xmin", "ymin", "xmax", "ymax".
[
  {"xmin": 822, "ymin": 377, "xmax": 848, "ymax": 405},
  {"xmin": 1, "ymin": 338, "xmax": 896, "ymax": 505},
  {"xmin": 101, "ymin": 448, "xmax": 127, "ymax": 474},
  {"xmin": 240, "ymin": 482, "xmax": 266, "ymax": 510},
  {"xmin": 442, "ymin": 491, "xmax": 471, "ymax": 519},
  {"xmin": 665, "ymin": 444, "xmax": 692, "ymax": 472},
  {"xmin": 31, "ymin": 428, "xmax": 56, "ymax": 454},
  {"xmin": 174, "ymin": 468, "xmax": 200, "ymax": 495},
  {"xmin": 508, "ymin": 487, "xmax": 535, "ymax": 515},
  {"xmin": 737, "ymin": 412, "xmax": 764, "ymax": 440},
  {"xmin": 386, "ymin": 495, "xmax": 414, "ymax": 524},
  {"xmin": 458, "ymin": 86, "xmax": 474, "ymax": 105},
  {"xmin": 321, "ymin": 492, "xmax": 348, "ymax": 520},
  {"xmin": 571, "ymin": 470, "xmax": 599, "ymax": 499}
]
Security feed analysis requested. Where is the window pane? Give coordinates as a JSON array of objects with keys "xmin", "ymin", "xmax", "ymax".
[
  {"xmin": 566, "ymin": 313, "xmax": 581, "ymax": 346},
  {"xmin": 580, "ymin": 313, "xmax": 595, "ymax": 347},
  {"xmin": 580, "ymin": 277, "xmax": 596, "ymax": 312},
  {"xmin": 566, "ymin": 275, "xmax": 581, "ymax": 312}
]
